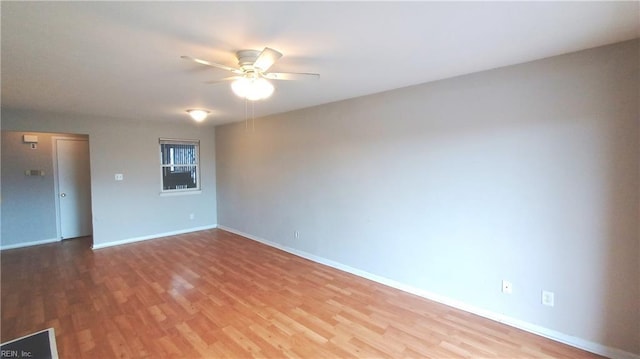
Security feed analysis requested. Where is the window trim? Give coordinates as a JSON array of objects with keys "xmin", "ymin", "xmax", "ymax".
[{"xmin": 159, "ymin": 138, "xmax": 201, "ymax": 194}]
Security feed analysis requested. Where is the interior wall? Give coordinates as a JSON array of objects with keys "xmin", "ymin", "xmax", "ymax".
[
  {"xmin": 0, "ymin": 131, "xmax": 87, "ymax": 247},
  {"xmin": 1, "ymin": 112, "xmax": 218, "ymax": 248},
  {"xmin": 216, "ymin": 40, "xmax": 639, "ymax": 355}
]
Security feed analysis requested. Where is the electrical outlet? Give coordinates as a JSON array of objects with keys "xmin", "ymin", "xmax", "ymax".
[
  {"xmin": 115, "ymin": 173, "xmax": 124, "ymax": 181},
  {"xmin": 502, "ymin": 280, "xmax": 513, "ymax": 294},
  {"xmin": 189, "ymin": 213, "xmax": 195, "ymax": 220},
  {"xmin": 542, "ymin": 291, "xmax": 555, "ymax": 307},
  {"xmin": 294, "ymin": 231, "xmax": 300, "ymax": 239}
]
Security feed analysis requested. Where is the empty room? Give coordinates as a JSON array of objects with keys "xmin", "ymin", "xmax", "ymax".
[{"xmin": 1, "ymin": 2, "xmax": 638, "ymax": 358}]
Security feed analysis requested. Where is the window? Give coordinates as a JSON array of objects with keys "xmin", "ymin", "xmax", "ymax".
[{"xmin": 160, "ymin": 139, "xmax": 200, "ymax": 192}]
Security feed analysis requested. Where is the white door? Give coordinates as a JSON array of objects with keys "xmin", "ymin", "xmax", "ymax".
[{"xmin": 56, "ymin": 139, "xmax": 92, "ymax": 239}]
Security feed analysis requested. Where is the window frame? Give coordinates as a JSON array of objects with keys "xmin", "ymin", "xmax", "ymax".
[{"xmin": 159, "ymin": 138, "xmax": 201, "ymax": 194}]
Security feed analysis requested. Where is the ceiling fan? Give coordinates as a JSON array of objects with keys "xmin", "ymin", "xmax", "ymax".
[{"xmin": 182, "ymin": 47, "xmax": 319, "ymax": 101}]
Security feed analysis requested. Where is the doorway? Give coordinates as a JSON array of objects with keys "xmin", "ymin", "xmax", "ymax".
[{"xmin": 53, "ymin": 137, "xmax": 93, "ymax": 240}]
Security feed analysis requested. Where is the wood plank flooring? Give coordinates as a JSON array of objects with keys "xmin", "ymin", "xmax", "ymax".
[{"xmin": 1, "ymin": 229, "xmax": 602, "ymax": 358}]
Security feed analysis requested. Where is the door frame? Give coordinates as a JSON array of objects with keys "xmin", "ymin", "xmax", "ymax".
[{"xmin": 52, "ymin": 136, "xmax": 93, "ymax": 241}]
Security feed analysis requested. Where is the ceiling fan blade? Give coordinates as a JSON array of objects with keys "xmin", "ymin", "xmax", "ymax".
[
  {"xmin": 204, "ymin": 76, "xmax": 242, "ymax": 84},
  {"xmin": 253, "ymin": 47, "xmax": 283, "ymax": 72},
  {"xmin": 181, "ymin": 55, "xmax": 243, "ymax": 74},
  {"xmin": 264, "ymin": 72, "xmax": 320, "ymax": 81}
]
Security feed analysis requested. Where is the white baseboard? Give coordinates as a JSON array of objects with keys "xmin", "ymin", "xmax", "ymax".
[
  {"xmin": 0, "ymin": 237, "xmax": 60, "ymax": 250},
  {"xmin": 92, "ymin": 224, "xmax": 218, "ymax": 250},
  {"xmin": 217, "ymin": 225, "xmax": 639, "ymax": 359}
]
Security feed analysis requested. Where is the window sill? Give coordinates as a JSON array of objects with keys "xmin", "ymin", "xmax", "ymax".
[{"xmin": 160, "ymin": 190, "xmax": 202, "ymax": 197}]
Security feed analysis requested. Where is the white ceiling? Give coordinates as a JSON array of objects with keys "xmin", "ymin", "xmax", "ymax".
[{"xmin": 2, "ymin": 1, "xmax": 638, "ymax": 126}]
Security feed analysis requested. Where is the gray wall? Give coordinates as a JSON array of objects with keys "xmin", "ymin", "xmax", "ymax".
[
  {"xmin": 216, "ymin": 40, "xmax": 639, "ymax": 354},
  {"xmin": 1, "ymin": 112, "xmax": 217, "ymax": 247},
  {"xmin": 1, "ymin": 132, "xmax": 87, "ymax": 247}
]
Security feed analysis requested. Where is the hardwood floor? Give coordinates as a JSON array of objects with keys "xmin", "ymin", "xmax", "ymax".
[{"xmin": 1, "ymin": 229, "xmax": 602, "ymax": 358}]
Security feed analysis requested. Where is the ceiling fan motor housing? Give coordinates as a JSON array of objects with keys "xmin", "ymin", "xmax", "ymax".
[{"xmin": 236, "ymin": 50, "xmax": 261, "ymax": 71}]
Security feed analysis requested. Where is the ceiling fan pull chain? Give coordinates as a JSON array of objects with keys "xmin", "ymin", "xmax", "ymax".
[{"xmin": 245, "ymin": 97, "xmax": 248, "ymax": 131}]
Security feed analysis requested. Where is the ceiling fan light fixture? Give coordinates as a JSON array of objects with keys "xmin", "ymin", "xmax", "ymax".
[
  {"xmin": 183, "ymin": 47, "xmax": 319, "ymax": 105},
  {"xmin": 186, "ymin": 109, "xmax": 209, "ymax": 122},
  {"xmin": 231, "ymin": 77, "xmax": 274, "ymax": 101}
]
